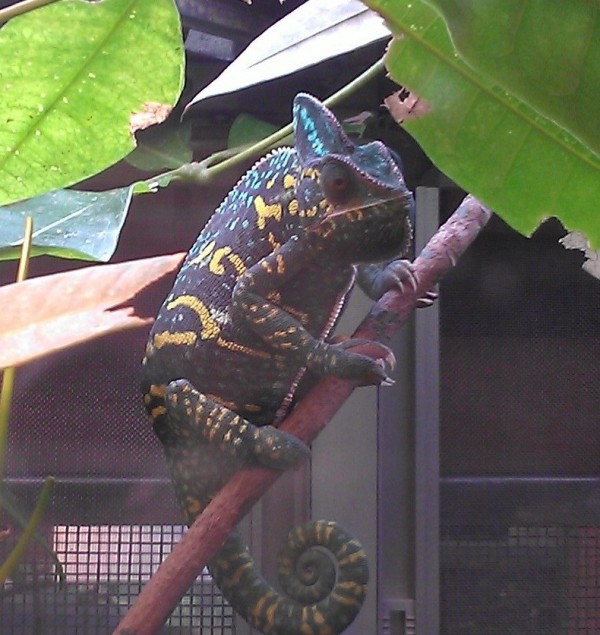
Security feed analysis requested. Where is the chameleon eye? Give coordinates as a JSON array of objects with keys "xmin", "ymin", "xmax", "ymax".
[{"xmin": 320, "ymin": 161, "xmax": 355, "ymax": 204}]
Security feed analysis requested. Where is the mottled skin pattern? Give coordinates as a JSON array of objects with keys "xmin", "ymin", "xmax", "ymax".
[{"xmin": 141, "ymin": 94, "xmax": 414, "ymax": 635}]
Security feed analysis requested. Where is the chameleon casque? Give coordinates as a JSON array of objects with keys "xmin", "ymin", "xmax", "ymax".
[{"xmin": 141, "ymin": 94, "xmax": 416, "ymax": 635}]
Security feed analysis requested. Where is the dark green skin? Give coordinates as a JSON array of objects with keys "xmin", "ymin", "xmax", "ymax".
[{"xmin": 141, "ymin": 94, "xmax": 413, "ymax": 635}]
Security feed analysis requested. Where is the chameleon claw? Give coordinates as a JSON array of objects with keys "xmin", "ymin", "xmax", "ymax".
[
  {"xmin": 382, "ymin": 259, "xmax": 419, "ymax": 295},
  {"xmin": 416, "ymin": 290, "xmax": 438, "ymax": 308}
]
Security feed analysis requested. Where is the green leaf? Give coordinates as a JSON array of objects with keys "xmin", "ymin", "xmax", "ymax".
[
  {"xmin": 227, "ymin": 114, "xmax": 279, "ymax": 149},
  {"xmin": 0, "ymin": 187, "xmax": 137, "ymax": 262},
  {"xmin": 0, "ymin": 0, "xmax": 184, "ymax": 206},
  {"xmin": 362, "ymin": 0, "xmax": 600, "ymax": 247},
  {"xmin": 425, "ymin": 0, "xmax": 600, "ymax": 158},
  {"xmin": 126, "ymin": 119, "xmax": 192, "ymax": 171}
]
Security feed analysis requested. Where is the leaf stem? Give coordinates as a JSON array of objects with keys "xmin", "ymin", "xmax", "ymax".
[
  {"xmin": 0, "ymin": 0, "xmax": 60, "ymax": 23},
  {"xmin": 0, "ymin": 217, "xmax": 33, "ymax": 483},
  {"xmin": 0, "ymin": 477, "xmax": 55, "ymax": 584},
  {"xmin": 142, "ymin": 56, "xmax": 387, "ymax": 189}
]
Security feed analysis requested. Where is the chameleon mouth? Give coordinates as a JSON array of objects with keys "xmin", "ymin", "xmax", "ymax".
[{"xmin": 325, "ymin": 188, "xmax": 413, "ymax": 219}]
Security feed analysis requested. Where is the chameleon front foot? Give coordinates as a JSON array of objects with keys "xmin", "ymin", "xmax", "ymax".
[
  {"xmin": 360, "ymin": 259, "xmax": 438, "ymax": 308},
  {"xmin": 165, "ymin": 379, "xmax": 309, "ymax": 470}
]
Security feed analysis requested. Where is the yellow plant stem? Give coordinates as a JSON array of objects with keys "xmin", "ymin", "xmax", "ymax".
[
  {"xmin": 0, "ymin": 217, "xmax": 33, "ymax": 484},
  {"xmin": 0, "ymin": 0, "xmax": 59, "ymax": 23},
  {"xmin": 0, "ymin": 477, "xmax": 55, "ymax": 584}
]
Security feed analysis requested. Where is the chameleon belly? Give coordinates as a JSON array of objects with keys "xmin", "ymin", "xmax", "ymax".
[{"xmin": 142, "ymin": 93, "xmax": 414, "ymax": 635}]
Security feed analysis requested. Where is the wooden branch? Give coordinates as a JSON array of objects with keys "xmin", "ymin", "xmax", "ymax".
[{"xmin": 114, "ymin": 194, "xmax": 492, "ymax": 635}]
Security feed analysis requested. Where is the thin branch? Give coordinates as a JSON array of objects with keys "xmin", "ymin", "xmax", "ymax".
[
  {"xmin": 144, "ymin": 58, "xmax": 386, "ymax": 190},
  {"xmin": 114, "ymin": 194, "xmax": 492, "ymax": 635}
]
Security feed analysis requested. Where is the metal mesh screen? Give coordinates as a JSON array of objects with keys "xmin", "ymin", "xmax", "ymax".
[
  {"xmin": 1, "ymin": 523, "xmax": 234, "ymax": 634},
  {"xmin": 441, "ymin": 525, "xmax": 600, "ymax": 635},
  {"xmin": 0, "ymin": 288, "xmax": 237, "ymax": 632},
  {"xmin": 439, "ymin": 216, "xmax": 600, "ymax": 634}
]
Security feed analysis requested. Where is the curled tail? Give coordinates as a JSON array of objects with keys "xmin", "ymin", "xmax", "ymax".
[{"xmin": 210, "ymin": 520, "xmax": 368, "ymax": 635}]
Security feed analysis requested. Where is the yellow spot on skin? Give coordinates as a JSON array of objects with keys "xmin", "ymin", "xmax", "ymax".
[
  {"xmin": 331, "ymin": 590, "xmax": 363, "ymax": 608},
  {"xmin": 215, "ymin": 336, "xmax": 271, "ymax": 359},
  {"xmin": 209, "ymin": 246, "xmax": 231, "ymax": 275},
  {"xmin": 267, "ymin": 232, "xmax": 281, "ymax": 251},
  {"xmin": 275, "ymin": 254, "xmax": 285, "ymax": 274},
  {"xmin": 149, "ymin": 384, "xmax": 166, "ymax": 398},
  {"xmin": 153, "ymin": 330, "xmax": 198, "ymax": 348},
  {"xmin": 167, "ymin": 295, "xmax": 220, "ymax": 340},
  {"xmin": 151, "ymin": 405, "xmax": 167, "ymax": 418},
  {"xmin": 283, "ymin": 173, "xmax": 296, "ymax": 189},
  {"xmin": 287, "ymin": 198, "xmax": 299, "ymax": 215},
  {"xmin": 206, "ymin": 394, "xmax": 240, "ymax": 411},
  {"xmin": 222, "ymin": 561, "xmax": 253, "ymax": 588},
  {"xmin": 226, "ymin": 251, "xmax": 246, "ymax": 276},
  {"xmin": 252, "ymin": 594, "xmax": 267, "ymax": 621},
  {"xmin": 199, "ymin": 245, "xmax": 247, "ymax": 277},
  {"xmin": 255, "ymin": 195, "xmax": 282, "ymax": 229},
  {"xmin": 302, "ymin": 167, "xmax": 319, "ymax": 181},
  {"xmin": 299, "ymin": 613, "xmax": 316, "ymax": 635},
  {"xmin": 265, "ymin": 601, "xmax": 278, "ymax": 630},
  {"xmin": 189, "ymin": 240, "xmax": 216, "ymax": 266},
  {"xmin": 185, "ymin": 497, "xmax": 204, "ymax": 517},
  {"xmin": 266, "ymin": 178, "xmax": 276, "ymax": 189}
]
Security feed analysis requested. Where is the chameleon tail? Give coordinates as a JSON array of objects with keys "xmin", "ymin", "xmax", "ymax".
[{"xmin": 210, "ymin": 520, "xmax": 368, "ymax": 635}]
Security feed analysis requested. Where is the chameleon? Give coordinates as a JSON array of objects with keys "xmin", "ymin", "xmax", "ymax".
[{"xmin": 141, "ymin": 93, "xmax": 417, "ymax": 635}]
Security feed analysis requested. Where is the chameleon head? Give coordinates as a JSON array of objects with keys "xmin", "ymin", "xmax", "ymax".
[{"xmin": 293, "ymin": 93, "xmax": 414, "ymax": 262}]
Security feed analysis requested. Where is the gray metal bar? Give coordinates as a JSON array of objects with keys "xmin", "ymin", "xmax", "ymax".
[
  {"xmin": 414, "ymin": 187, "xmax": 440, "ymax": 634},
  {"xmin": 441, "ymin": 476, "xmax": 600, "ymax": 526}
]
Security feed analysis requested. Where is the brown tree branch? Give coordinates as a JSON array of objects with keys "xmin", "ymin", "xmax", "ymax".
[{"xmin": 114, "ymin": 194, "xmax": 492, "ymax": 635}]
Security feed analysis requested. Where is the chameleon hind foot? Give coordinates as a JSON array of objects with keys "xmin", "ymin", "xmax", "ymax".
[
  {"xmin": 165, "ymin": 379, "xmax": 310, "ymax": 470},
  {"xmin": 306, "ymin": 338, "xmax": 396, "ymax": 386}
]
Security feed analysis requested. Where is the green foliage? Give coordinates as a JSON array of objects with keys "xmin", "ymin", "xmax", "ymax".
[
  {"xmin": 362, "ymin": 0, "xmax": 600, "ymax": 247},
  {"xmin": 227, "ymin": 114, "xmax": 279, "ymax": 149},
  {"xmin": 0, "ymin": 186, "xmax": 139, "ymax": 262},
  {"xmin": 0, "ymin": 0, "xmax": 184, "ymax": 207},
  {"xmin": 426, "ymin": 0, "xmax": 600, "ymax": 157},
  {"xmin": 126, "ymin": 119, "xmax": 193, "ymax": 171}
]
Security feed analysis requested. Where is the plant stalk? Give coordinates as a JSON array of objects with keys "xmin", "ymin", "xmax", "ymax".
[
  {"xmin": 0, "ymin": 477, "xmax": 55, "ymax": 584},
  {"xmin": 0, "ymin": 0, "xmax": 60, "ymax": 23},
  {"xmin": 143, "ymin": 57, "xmax": 387, "ymax": 189},
  {"xmin": 0, "ymin": 217, "xmax": 33, "ymax": 483}
]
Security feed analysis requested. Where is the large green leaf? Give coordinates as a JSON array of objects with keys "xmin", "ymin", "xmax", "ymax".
[
  {"xmin": 362, "ymin": 0, "xmax": 600, "ymax": 247},
  {"xmin": 425, "ymin": 0, "xmax": 600, "ymax": 158},
  {"xmin": 0, "ymin": 0, "xmax": 184, "ymax": 206},
  {"xmin": 0, "ymin": 187, "xmax": 136, "ymax": 261}
]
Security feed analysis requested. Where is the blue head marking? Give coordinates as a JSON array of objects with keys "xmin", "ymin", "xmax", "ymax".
[
  {"xmin": 293, "ymin": 93, "xmax": 354, "ymax": 165},
  {"xmin": 292, "ymin": 94, "xmax": 406, "ymax": 193}
]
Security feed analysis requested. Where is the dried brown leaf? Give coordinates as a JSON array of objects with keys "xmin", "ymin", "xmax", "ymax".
[
  {"xmin": 0, "ymin": 252, "xmax": 184, "ymax": 369},
  {"xmin": 130, "ymin": 102, "xmax": 173, "ymax": 135},
  {"xmin": 384, "ymin": 88, "xmax": 430, "ymax": 124}
]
